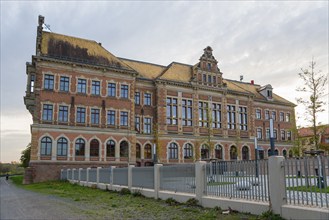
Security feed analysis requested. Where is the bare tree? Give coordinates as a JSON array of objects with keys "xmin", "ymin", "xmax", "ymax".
[{"xmin": 296, "ymin": 59, "xmax": 328, "ymax": 150}]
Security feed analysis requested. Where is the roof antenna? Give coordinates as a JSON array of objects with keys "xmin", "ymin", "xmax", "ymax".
[{"xmin": 240, "ymin": 75, "xmax": 243, "ymax": 82}]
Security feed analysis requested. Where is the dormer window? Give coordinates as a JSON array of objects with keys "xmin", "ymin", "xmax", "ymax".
[
  {"xmin": 267, "ymin": 90, "xmax": 272, "ymax": 98},
  {"xmin": 258, "ymin": 84, "xmax": 273, "ymax": 101}
]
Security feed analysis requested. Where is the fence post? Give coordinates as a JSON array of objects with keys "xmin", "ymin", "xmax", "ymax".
[
  {"xmin": 109, "ymin": 166, "xmax": 115, "ymax": 190},
  {"xmin": 268, "ymin": 156, "xmax": 286, "ymax": 215},
  {"xmin": 97, "ymin": 167, "xmax": 101, "ymax": 185},
  {"xmin": 87, "ymin": 167, "xmax": 91, "ymax": 183},
  {"xmin": 72, "ymin": 168, "xmax": 76, "ymax": 181},
  {"xmin": 79, "ymin": 168, "xmax": 82, "ymax": 182},
  {"xmin": 154, "ymin": 164, "xmax": 163, "ymax": 199},
  {"xmin": 67, "ymin": 169, "xmax": 70, "ymax": 180},
  {"xmin": 195, "ymin": 161, "xmax": 206, "ymax": 204},
  {"xmin": 128, "ymin": 165, "xmax": 135, "ymax": 190}
]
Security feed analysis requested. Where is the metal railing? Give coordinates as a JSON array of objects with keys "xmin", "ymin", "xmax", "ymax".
[
  {"xmin": 284, "ymin": 156, "xmax": 329, "ymax": 208},
  {"xmin": 132, "ymin": 167, "xmax": 154, "ymax": 189},
  {"xmin": 205, "ymin": 160, "xmax": 269, "ymax": 202},
  {"xmin": 160, "ymin": 164, "xmax": 196, "ymax": 194}
]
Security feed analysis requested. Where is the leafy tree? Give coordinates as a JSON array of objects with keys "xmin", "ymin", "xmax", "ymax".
[
  {"xmin": 296, "ymin": 59, "xmax": 328, "ymax": 150},
  {"xmin": 20, "ymin": 143, "xmax": 31, "ymax": 168}
]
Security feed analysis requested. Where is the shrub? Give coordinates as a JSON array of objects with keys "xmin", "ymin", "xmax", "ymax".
[
  {"xmin": 185, "ymin": 198, "xmax": 199, "ymax": 207},
  {"xmin": 119, "ymin": 188, "xmax": 131, "ymax": 195},
  {"xmin": 132, "ymin": 189, "xmax": 144, "ymax": 197},
  {"xmin": 165, "ymin": 197, "xmax": 179, "ymax": 206},
  {"xmin": 260, "ymin": 210, "xmax": 285, "ymax": 220}
]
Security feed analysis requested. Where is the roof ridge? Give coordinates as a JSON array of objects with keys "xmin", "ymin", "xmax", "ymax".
[
  {"xmin": 118, "ymin": 57, "xmax": 167, "ymax": 68},
  {"xmin": 43, "ymin": 31, "xmax": 97, "ymax": 44}
]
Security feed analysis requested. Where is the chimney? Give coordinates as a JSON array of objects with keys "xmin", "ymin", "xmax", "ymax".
[{"xmin": 251, "ymin": 80, "xmax": 254, "ymax": 85}]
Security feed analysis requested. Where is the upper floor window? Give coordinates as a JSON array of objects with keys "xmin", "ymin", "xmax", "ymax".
[
  {"xmin": 203, "ymin": 74, "xmax": 207, "ymax": 82},
  {"xmin": 135, "ymin": 116, "xmax": 140, "ymax": 132},
  {"xmin": 267, "ymin": 90, "xmax": 272, "ymax": 98},
  {"xmin": 256, "ymin": 109, "xmax": 261, "ymax": 119},
  {"xmin": 57, "ymin": 137, "xmax": 68, "ymax": 156},
  {"xmin": 213, "ymin": 76, "xmax": 216, "ymax": 84},
  {"xmin": 212, "ymin": 103, "xmax": 221, "ymax": 128},
  {"xmin": 266, "ymin": 129, "xmax": 270, "ymax": 140},
  {"xmin": 58, "ymin": 105, "xmax": 68, "ymax": 122},
  {"xmin": 256, "ymin": 128, "xmax": 262, "ymax": 139},
  {"xmin": 168, "ymin": 142, "xmax": 178, "ymax": 159},
  {"xmin": 279, "ymin": 112, "xmax": 284, "ymax": 122},
  {"xmin": 60, "ymin": 76, "xmax": 69, "ymax": 92},
  {"xmin": 120, "ymin": 111, "xmax": 128, "ymax": 126},
  {"xmin": 286, "ymin": 113, "xmax": 291, "ymax": 122},
  {"xmin": 265, "ymin": 110, "xmax": 270, "ymax": 120},
  {"xmin": 273, "ymin": 129, "xmax": 277, "ymax": 140},
  {"xmin": 42, "ymin": 104, "xmax": 53, "ymax": 121},
  {"xmin": 227, "ymin": 105, "xmax": 236, "ymax": 130},
  {"xmin": 41, "ymin": 137, "xmax": 52, "ymax": 156},
  {"xmin": 76, "ymin": 107, "xmax": 86, "ymax": 123},
  {"xmin": 144, "ymin": 93, "xmax": 151, "ymax": 106},
  {"xmin": 208, "ymin": 75, "xmax": 212, "ymax": 83},
  {"xmin": 30, "ymin": 75, "xmax": 35, "ymax": 93},
  {"xmin": 75, "ymin": 138, "xmax": 85, "ymax": 156},
  {"xmin": 239, "ymin": 107, "xmax": 248, "ymax": 130},
  {"xmin": 108, "ymin": 83, "xmax": 116, "ymax": 97},
  {"xmin": 182, "ymin": 99, "xmax": 193, "ymax": 126},
  {"xmin": 199, "ymin": 101, "xmax": 208, "ymax": 127},
  {"xmin": 144, "ymin": 117, "xmax": 152, "ymax": 134},
  {"xmin": 121, "ymin": 84, "xmax": 129, "ymax": 99},
  {"xmin": 166, "ymin": 97, "xmax": 178, "ymax": 125},
  {"xmin": 207, "ymin": 63, "xmax": 211, "ymax": 71},
  {"xmin": 271, "ymin": 111, "xmax": 276, "ymax": 121},
  {"xmin": 287, "ymin": 131, "xmax": 292, "ymax": 141},
  {"xmin": 107, "ymin": 110, "xmax": 115, "ymax": 126},
  {"xmin": 135, "ymin": 92, "xmax": 140, "ymax": 105},
  {"xmin": 91, "ymin": 108, "xmax": 100, "ymax": 124},
  {"xmin": 44, "ymin": 74, "xmax": 54, "ymax": 90},
  {"xmin": 77, "ymin": 79, "xmax": 86, "ymax": 94},
  {"xmin": 281, "ymin": 130, "xmax": 285, "ymax": 141},
  {"xmin": 91, "ymin": 80, "xmax": 100, "ymax": 95}
]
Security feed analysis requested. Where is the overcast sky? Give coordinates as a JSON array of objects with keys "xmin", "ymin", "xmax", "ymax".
[{"xmin": 1, "ymin": 1, "xmax": 328, "ymax": 163}]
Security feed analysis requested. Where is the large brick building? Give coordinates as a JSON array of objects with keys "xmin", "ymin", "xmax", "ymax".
[{"xmin": 24, "ymin": 16, "xmax": 296, "ymax": 182}]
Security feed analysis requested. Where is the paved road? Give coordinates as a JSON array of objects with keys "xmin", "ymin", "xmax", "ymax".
[{"xmin": 0, "ymin": 177, "xmax": 89, "ymax": 220}]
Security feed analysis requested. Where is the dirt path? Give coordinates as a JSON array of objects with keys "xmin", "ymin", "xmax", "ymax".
[{"xmin": 0, "ymin": 177, "xmax": 90, "ymax": 220}]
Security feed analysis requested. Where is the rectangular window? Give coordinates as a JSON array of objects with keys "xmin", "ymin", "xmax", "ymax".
[
  {"xmin": 208, "ymin": 75, "xmax": 212, "ymax": 83},
  {"xmin": 91, "ymin": 108, "xmax": 100, "ymax": 124},
  {"xmin": 42, "ymin": 104, "xmax": 53, "ymax": 121},
  {"xmin": 266, "ymin": 129, "xmax": 270, "ymax": 140},
  {"xmin": 121, "ymin": 85, "xmax": 129, "ymax": 99},
  {"xmin": 107, "ymin": 83, "xmax": 116, "ymax": 97},
  {"xmin": 166, "ymin": 97, "xmax": 178, "ymax": 125},
  {"xmin": 76, "ymin": 107, "xmax": 86, "ymax": 123},
  {"xmin": 44, "ymin": 74, "xmax": 54, "ymax": 90},
  {"xmin": 239, "ymin": 107, "xmax": 248, "ymax": 130},
  {"xmin": 198, "ymin": 101, "xmax": 208, "ymax": 127},
  {"xmin": 91, "ymin": 80, "xmax": 100, "ymax": 95},
  {"xmin": 135, "ymin": 116, "xmax": 140, "ymax": 132},
  {"xmin": 274, "ymin": 130, "xmax": 277, "ymax": 139},
  {"xmin": 213, "ymin": 76, "xmax": 216, "ymax": 84},
  {"xmin": 287, "ymin": 131, "xmax": 292, "ymax": 141},
  {"xmin": 182, "ymin": 99, "xmax": 193, "ymax": 126},
  {"xmin": 279, "ymin": 112, "xmax": 284, "ymax": 122},
  {"xmin": 135, "ymin": 92, "xmax": 140, "ymax": 105},
  {"xmin": 77, "ymin": 79, "xmax": 87, "ymax": 94},
  {"xmin": 58, "ymin": 105, "xmax": 68, "ymax": 122},
  {"xmin": 30, "ymin": 75, "xmax": 35, "ymax": 93},
  {"xmin": 281, "ymin": 130, "xmax": 285, "ymax": 141},
  {"xmin": 203, "ymin": 74, "xmax": 207, "ymax": 82},
  {"xmin": 120, "ymin": 111, "xmax": 128, "ymax": 126},
  {"xmin": 212, "ymin": 103, "xmax": 221, "ymax": 128},
  {"xmin": 227, "ymin": 105, "xmax": 236, "ymax": 129},
  {"xmin": 144, "ymin": 117, "xmax": 152, "ymax": 134},
  {"xmin": 256, "ymin": 128, "xmax": 262, "ymax": 139},
  {"xmin": 256, "ymin": 109, "xmax": 261, "ymax": 119},
  {"xmin": 286, "ymin": 113, "xmax": 291, "ymax": 122},
  {"xmin": 60, "ymin": 76, "xmax": 69, "ymax": 92},
  {"xmin": 107, "ymin": 110, "xmax": 115, "ymax": 125},
  {"xmin": 265, "ymin": 110, "xmax": 270, "ymax": 120},
  {"xmin": 272, "ymin": 111, "xmax": 276, "ymax": 121},
  {"xmin": 144, "ymin": 93, "xmax": 151, "ymax": 106}
]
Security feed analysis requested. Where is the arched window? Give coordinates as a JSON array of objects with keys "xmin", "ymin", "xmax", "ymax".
[
  {"xmin": 242, "ymin": 146, "xmax": 249, "ymax": 160},
  {"xmin": 120, "ymin": 141, "xmax": 129, "ymax": 157},
  {"xmin": 268, "ymin": 149, "xmax": 272, "ymax": 157},
  {"xmin": 57, "ymin": 137, "xmax": 68, "ymax": 156},
  {"xmin": 136, "ymin": 144, "xmax": 141, "ymax": 159},
  {"xmin": 274, "ymin": 149, "xmax": 279, "ymax": 156},
  {"xmin": 41, "ymin": 137, "xmax": 52, "ymax": 156},
  {"xmin": 283, "ymin": 149, "xmax": 287, "ymax": 158},
  {"xmin": 144, "ymin": 144, "xmax": 152, "ymax": 159},
  {"xmin": 184, "ymin": 143, "xmax": 193, "ymax": 159},
  {"xmin": 201, "ymin": 144, "xmax": 209, "ymax": 160},
  {"xmin": 90, "ymin": 139, "xmax": 99, "ymax": 157},
  {"xmin": 215, "ymin": 145, "xmax": 223, "ymax": 159},
  {"xmin": 106, "ymin": 140, "xmax": 115, "ymax": 157},
  {"xmin": 168, "ymin": 142, "xmax": 178, "ymax": 159},
  {"xmin": 230, "ymin": 146, "xmax": 237, "ymax": 160},
  {"xmin": 75, "ymin": 138, "xmax": 85, "ymax": 156}
]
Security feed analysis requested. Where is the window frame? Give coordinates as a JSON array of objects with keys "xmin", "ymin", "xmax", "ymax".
[
  {"xmin": 91, "ymin": 80, "xmax": 101, "ymax": 96},
  {"xmin": 41, "ymin": 136, "xmax": 52, "ymax": 156},
  {"xmin": 59, "ymin": 76, "xmax": 70, "ymax": 92},
  {"xmin": 42, "ymin": 104, "xmax": 53, "ymax": 121},
  {"xmin": 90, "ymin": 108, "xmax": 100, "ymax": 125},
  {"xmin": 44, "ymin": 74, "xmax": 54, "ymax": 90},
  {"xmin": 76, "ymin": 107, "xmax": 86, "ymax": 123},
  {"xmin": 107, "ymin": 82, "xmax": 116, "ymax": 97},
  {"xmin": 58, "ymin": 105, "xmax": 69, "ymax": 122},
  {"xmin": 77, "ymin": 78, "xmax": 87, "ymax": 94},
  {"xmin": 120, "ymin": 84, "xmax": 129, "ymax": 99},
  {"xmin": 120, "ymin": 111, "xmax": 129, "ymax": 126},
  {"xmin": 144, "ymin": 93, "xmax": 151, "ymax": 106},
  {"xmin": 166, "ymin": 97, "xmax": 178, "ymax": 125}
]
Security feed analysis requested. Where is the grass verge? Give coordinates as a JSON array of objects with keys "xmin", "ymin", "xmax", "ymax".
[
  {"xmin": 10, "ymin": 176, "xmax": 275, "ymax": 220},
  {"xmin": 287, "ymin": 185, "xmax": 329, "ymax": 193}
]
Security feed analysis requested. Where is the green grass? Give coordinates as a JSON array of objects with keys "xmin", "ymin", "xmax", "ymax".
[
  {"xmin": 287, "ymin": 185, "xmax": 329, "ymax": 193},
  {"xmin": 9, "ymin": 176, "xmax": 272, "ymax": 219}
]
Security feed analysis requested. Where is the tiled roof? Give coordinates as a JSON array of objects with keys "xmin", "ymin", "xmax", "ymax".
[
  {"xmin": 119, "ymin": 58, "xmax": 165, "ymax": 79},
  {"xmin": 158, "ymin": 62, "xmax": 192, "ymax": 82},
  {"xmin": 41, "ymin": 31, "xmax": 133, "ymax": 70},
  {"xmin": 299, "ymin": 125, "xmax": 329, "ymax": 137}
]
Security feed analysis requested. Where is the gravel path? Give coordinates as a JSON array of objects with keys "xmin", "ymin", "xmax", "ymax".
[{"xmin": 0, "ymin": 177, "xmax": 90, "ymax": 220}]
